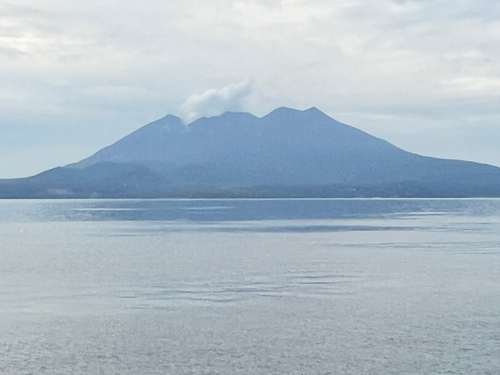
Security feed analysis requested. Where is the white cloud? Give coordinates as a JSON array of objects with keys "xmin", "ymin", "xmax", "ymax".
[
  {"xmin": 180, "ymin": 81, "xmax": 253, "ymax": 122},
  {"xmin": 440, "ymin": 76, "xmax": 500, "ymax": 95}
]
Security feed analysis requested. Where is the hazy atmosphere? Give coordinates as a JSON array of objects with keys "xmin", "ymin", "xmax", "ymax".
[
  {"xmin": 3, "ymin": 3, "xmax": 500, "ymax": 372},
  {"xmin": 1, "ymin": 0, "xmax": 500, "ymax": 177}
]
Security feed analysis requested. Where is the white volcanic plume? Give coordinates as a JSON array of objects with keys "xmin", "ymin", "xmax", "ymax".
[{"xmin": 180, "ymin": 81, "xmax": 253, "ymax": 123}]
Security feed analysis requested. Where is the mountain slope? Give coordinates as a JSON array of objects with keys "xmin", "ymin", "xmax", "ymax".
[{"xmin": 1, "ymin": 107, "xmax": 500, "ymax": 198}]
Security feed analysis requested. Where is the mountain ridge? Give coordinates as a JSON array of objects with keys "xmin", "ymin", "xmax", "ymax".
[{"xmin": 1, "ymin": 107, "xmax": 500, "ymax": 198}]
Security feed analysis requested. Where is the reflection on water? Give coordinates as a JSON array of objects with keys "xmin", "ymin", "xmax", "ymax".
[
  {"xmin": 1, "ymin": 199, "xmax": 500, "ymax": 374},
  {"xmin": 2, "ymin": 198, "xmax": 500, "ymax": 223}
]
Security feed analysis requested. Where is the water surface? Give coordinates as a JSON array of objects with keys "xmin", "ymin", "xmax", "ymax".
[{"xmin": 1, "ymin": 199, "xmax": 500, "ymax": 374}]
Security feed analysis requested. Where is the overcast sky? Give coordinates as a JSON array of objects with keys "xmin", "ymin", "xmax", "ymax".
[{"xmin": 1, "ymin": 0, "xmax": 499, "ymax": 178}]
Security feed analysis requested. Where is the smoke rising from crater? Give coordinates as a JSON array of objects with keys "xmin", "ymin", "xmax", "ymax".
[{"xmin": 180, "ymin": 81, "xmax": 253, "ymax": 123}]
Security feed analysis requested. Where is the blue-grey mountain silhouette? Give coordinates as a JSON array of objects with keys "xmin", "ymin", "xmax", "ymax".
[{"xmin": 2, "ymin": 107, "xmax": 500, "ymax": 198}]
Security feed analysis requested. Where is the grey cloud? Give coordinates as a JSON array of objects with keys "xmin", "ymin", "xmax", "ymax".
[{"xmin": 0, "ymin": 47, "xmax": 24, "ymax": 58}]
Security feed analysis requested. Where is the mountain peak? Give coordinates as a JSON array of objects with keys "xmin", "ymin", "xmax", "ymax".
[
  {"xmin": 261, "ymin": 106, "xmax": 335, "ymax": 126},
  {"xmin": 157, "ymin": 114, "xmax": 184, "ymax": 125},
  {"xmin": 305, "ymin": 106, "xmax": 321, "ymax": 113},
  {"xmin": 146, "ymin": 114, "xmax": 186, "ymax": 132},
  {"xmin": 262, "ymin": 107, "xmax": 303, "ymax": 120},
  {"xmin": 163, "ymin": 114, "xmax": 183, "ymax": 121}
]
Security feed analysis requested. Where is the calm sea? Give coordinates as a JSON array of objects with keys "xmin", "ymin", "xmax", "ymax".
[{"xmin": 1, "ymin": 199, "xmax": 499, "ymax": 374}]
